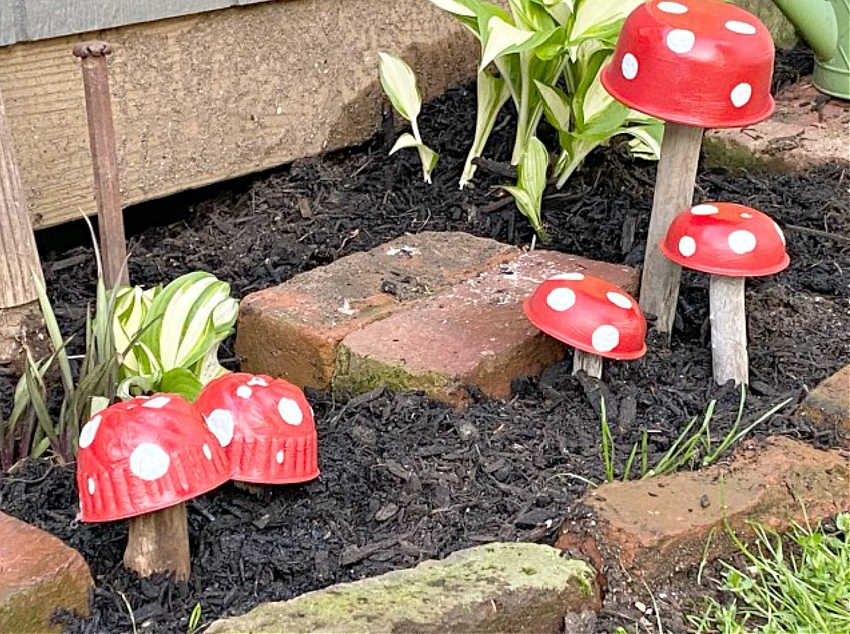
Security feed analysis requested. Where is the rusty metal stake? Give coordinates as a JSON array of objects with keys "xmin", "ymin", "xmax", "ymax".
[{"xmin": 73, "ymin": 41, "xmax": 129, "ymax": 288}]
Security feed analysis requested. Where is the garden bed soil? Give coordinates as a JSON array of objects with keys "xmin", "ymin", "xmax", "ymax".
[{"xmin": 1, "ymin": 46, "xmax": 848, "ymax": 633}]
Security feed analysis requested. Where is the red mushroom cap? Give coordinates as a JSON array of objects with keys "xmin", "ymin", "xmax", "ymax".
[
  {"xmin": 659, "ymin": 202, "xmax": 789, "ymax": 276},
  {"xmin": 601, "ymin": 0, "xmax": 775, "ymax": 128},
  {"xmin": 523, "ymin": 273, "xmax": 647, "ymax": 361},
  {"xmin": 76, "ymin": 394, "xmax": 229, "ymax": 523},
  {"xmin": 195, "ymin": 373, "xmax": 319, "ymax": 484}
]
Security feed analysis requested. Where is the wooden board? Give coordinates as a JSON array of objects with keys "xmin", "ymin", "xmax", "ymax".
[
  {"xmin": 0, "ymin": 0, "xmax": 272, "ymax": 46},
  {"xmin": 0, "ymin": 0, "xmax": 479, "ymax": 228}
]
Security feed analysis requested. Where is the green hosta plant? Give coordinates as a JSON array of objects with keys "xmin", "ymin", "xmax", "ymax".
[
  {"xmin": 378, "ymin": 52, "xmax": 439, "ymax": 183},
  {"xmin": 500, "ymin": 136, "xmax": 548, "ymax": 241},
  {"xmin": 115, "ymin": 271, "xmax": 238, "ymax": 400},
  {"xmin": 380, "ymin": 0, "xmax": 664, "ymax": 239}
]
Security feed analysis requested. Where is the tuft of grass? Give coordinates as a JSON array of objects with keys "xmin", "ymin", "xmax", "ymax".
[
  {"xmin": 689, "ymin": 513, "xmax": 850, "ymax": 633},
  {"xmin": 599, "ymin": 386, "xmax": 792, "ymax": 483}
]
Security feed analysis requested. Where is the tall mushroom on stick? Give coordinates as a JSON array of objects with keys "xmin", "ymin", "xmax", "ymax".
[
  {"xmin": 601, "ymin": 0, "xmax": 776, "ymax": 338},
  {"xmin": 659, "ymin": 202, "xmax": 789, "ymax": 386},
  {"xmin": 523, "ymin": 273, "xmax": 647, "ymax": 379},
  {"xmin": 77, "ymin": 394, "xmax": 229, "ymax": 580}
]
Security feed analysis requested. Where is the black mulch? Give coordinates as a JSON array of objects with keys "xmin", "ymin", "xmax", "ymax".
[{"xmin": 1, "ymin": 45, "xmax": 848, "ymax": 633}]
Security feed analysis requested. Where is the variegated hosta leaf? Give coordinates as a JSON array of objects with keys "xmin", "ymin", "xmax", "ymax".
[
  {"xmin": 624, "ymin": 123, "xmax": 664, "ymax": 160},
  {"xmin": 378, "ymin": 52, "xmax": 421, "ymax": 123},
  {"xmin": 113, "ymin": 285, "xmax": 158, "ymax": 374},
  {"xmin": 427, "ymin": 0, "xmax": 476, "ymax": 17},
  {"xmin": 500, "ymin": 137, "xmax": 549, "ymax": 239},
  {"xmin": 390, "ymin": 133, "xmax": 440, "ymax": 184},
  {"xmin": 534, "ymin": 80, "xmax": 571, "ymax": 131},
  {"xmin": 570, "ymin": 0, "xmax": 643, "ymax": 42},
  {"xmin": 480, "ymin": 16, "xmax": 537, "ymax": 70},
  {"xmin": 460, "ymin": 69, "xmax": 511, "ymax": 188}
]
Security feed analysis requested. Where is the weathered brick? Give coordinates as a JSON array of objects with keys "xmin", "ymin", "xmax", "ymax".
[
  {"xmin": 207, "ymin": 543, "xmax": 600, "ymax": 634},
  {"xmin": 797, "ymin": 363, "xmax": 850, "ymax": 446},
  {"xmin": 235, "ymin": 232, "xmax": 519, "ymax": 389},
  {"xmin": 555, "ymin": 436, "xmax": 849, "ymax": 582},
  {"xmin": 334, "ymin": 251, "xmax": 638, "ymax": 407},
  {"xmin": 0, "ymin": 512, "xmax": 93, "ymax": 633}
]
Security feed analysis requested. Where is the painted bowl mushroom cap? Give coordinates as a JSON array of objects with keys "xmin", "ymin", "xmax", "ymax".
[
  {"xmin": 195, "ymin": 373, "xmax": 319, "ymax": 484},
  {"xmin": 601, "ymin": 0, "xmax": 775, "ymax": 128},
  {"xmin": 523, "ymin": 273, "xmax": 647, "ymax": 361},
  {"xmin": 76, "ymin": 394, "xmax": 230, "ymax": 523},
  {"xmin": 659, "ymin": 202, "xmax": 789, "ymax": 276}
]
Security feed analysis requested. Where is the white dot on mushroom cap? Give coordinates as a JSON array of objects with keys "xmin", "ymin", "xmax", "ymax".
[
  {"xmin": 87, "ymin": 477, "xmax": 95, "ymax": 495},
  {"xmin": 740, "ymin": 212, "xmax": 753, "ymax": 219},
  {"xmin": 203, "ymin": 444, "xmax": 212, "ymax": 460},
  {"xmin": 592, "ymin": 325, "xmax": 620, "ymax": 353},
  {"xmin": 657, "ymin": 1, "xmax": 688, "ymax": 13},
  {"xmin": 679, "ymin": 236, "xmax": 697, "ymax": 257},
  {"xmin": 621, "ymin": 53, "xmax": 638, "ymax": 80},
  {"xmin": 550, "ymin": 272, "xmax": 584, "ymax": 281},
  {"xmin": 725, "ymin": 20, "xmax": 756, "ymax": 35},
  {"xmin": 236, "ymin": 386, "xmax": 252, "ymax": 399},
  {"xmin": 606, "ymin": 292, "xmax": 633, "ymax": 309},
  {"xmin": 666, "ymin": 29, "xmax": 695, "ymax": 54},
  {"xmin": 247, "ymin": 377, "xmax": 268, "ymax": 387},
  {"xmin": 691, "ymin": 204, "xmax": 719, "ymax": 216},
  {"xmin": 129, "ymin": 442, "xmax": 170, "ymax": 481},
  {"xmin": 730, "ymin": 83, "xmax": 752, "ymax": 107},
  {"xmin": 278, "ymin": 398, "xmax": 304, "ymax": 426},
  {"xmin": 142, "ymin": 396, "xmax": 170, "ymax": 409},
  {"xmin": 78, "ymin": 415, "xmax": 102, "ymax": 449},
  {"xmin": 774, "ymin": 221, "xmax": 786, "ymax": 246},
  {"xmin": 205, "ymin": 409, "xmax": 235, "ymax": 447},
  {"xmin": 728, "ymin": 230, "xmax": 757, "ymax": 254},
  {"xmin": 276, "ymin": 450, "xmax": 284, "ymax": 464},
  {"xmin": 546, "ymin": 287, "xmax": 576, "ymax": 312}
]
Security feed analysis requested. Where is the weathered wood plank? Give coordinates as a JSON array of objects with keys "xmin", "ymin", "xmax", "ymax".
[
  {"xmin": 0, "ymin": 0, "xmax": 479, "ymax": 228},
  {"xmin": 0, "ymin": 0, "xmax": 272, "ymax": 46}
]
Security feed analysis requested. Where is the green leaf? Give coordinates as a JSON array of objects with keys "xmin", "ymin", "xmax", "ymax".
[
  {"xmin": 159, "ymin": 368, "xmax": 203, "ymax": 402},
  {"xmin": 624, "ymin": 122, "xmax": 664, "ymax": 160},
  {"xmin": 460, "ymin": 69, "xmax": 511, "ymax": 188},
  {"xmin": 534, "ymin": 80, "xmax": 572, "ymax": 131},
  {"xmin": 427, "ymin": 0, "xmax": 476, "ymax": 16},
  {"xmin": 500, "ymin": 137, "xmax": 549, "ymax": 239},
  {"xmin": 31, "ymin": 272, "xmax": 74, "ymax": 396},
  {"xmin": 479, "ymin": 16, "xmax": 552, "ymax": 70},
  {"xmin": 389, "ymin": 133, "xmax": 440, "ymax": 184},
  {"xmin": 570, "ymin": 0, "xmax": 643, "ymax": 43},
  {"xmin": 378, "ymin": 52, "xmax": 421, "ymax": 123}
]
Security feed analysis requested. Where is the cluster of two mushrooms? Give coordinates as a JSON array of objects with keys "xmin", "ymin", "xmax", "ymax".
[{"xmin": 76, "ymin": 373, "xmax": 318, "ymax": 580}]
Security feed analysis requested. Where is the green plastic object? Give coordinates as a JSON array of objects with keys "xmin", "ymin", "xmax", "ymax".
[{"xmin": 773, "ymin": 0, "xmax": 849, "ymax": 99}]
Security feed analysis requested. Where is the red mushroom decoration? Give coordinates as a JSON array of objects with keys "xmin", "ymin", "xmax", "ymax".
[
  {"xmin": 601, "ymin": 0, "xmax": 775, "ymax": 338},
  {"xmin": 195, "ymin": 373, "xmax": 319, "ymax": 484},
  {"xmin": 523, "ymin": 273, "xmax": 647, "ymax": 378},
  {"xmin": 659, "ymin": 202, "xmax": 789, "ymax": 385},
  {"xmin": 77, "ymin": 394, "xmax": 229, "ymax": 580}
]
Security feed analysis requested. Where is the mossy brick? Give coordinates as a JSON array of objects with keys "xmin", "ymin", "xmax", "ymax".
[
  {"xmin": 0, "ymin": 512, "xmax": 92, "ymax": 633},
  {"xmin": 333, "ymin": 251, "xmax": 638, "ymax": 407},
  {"xmin": 797, "ymin": 363, "xmax": 850, "ymax": 447},
  {"xmin": 235, "ymin": 232, "xmax": 519, "ymax": 389},
  {"xmin": 206, "ymin": 542, "xmax": 599, "ymax": 633},
  {"xmin": 556, "ymin": 436, "xmax": 849, "ymax": 582}
]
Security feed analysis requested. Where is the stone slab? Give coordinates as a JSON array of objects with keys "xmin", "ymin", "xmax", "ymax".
[
  {"xmin": 207, "ymin": 542, "xmax": 599, "ymax": 633},
  {"xmin": 704, "ymin": 79, "xmax": 850, "ymax": 172},
  {"xmin": 797, "ymin": 363, "xmax": 850, "ymax": 446},
  {"xmin": 235, "ymin": 232, "xmax": 519, "ymax": 389},
  {"xmin": 555, "ymin": 436, "xmax": 849, "ymax": 582},
  {"xmin": 334, "ymin": 251, "xmax": 638, "ymax": 407},
  {"xmin": 0, "ymin": 512, "xmax": 93, "ymax": 633}
]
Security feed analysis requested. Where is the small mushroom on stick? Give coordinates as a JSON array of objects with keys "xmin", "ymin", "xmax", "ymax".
[
  {"xmin": 523, "ymin": 273, "xmax": 647, "ymax": 379},
  {"xmin": 659, "ymin": 202, "xmax": 789, "ymax": 385},
  {"xmin": 601, "ymin": 0, "xmax": 776, "ymax": 337},
  {"xmin": 76, "ymin": 395, "xmax": 229, "ymax": 580}
]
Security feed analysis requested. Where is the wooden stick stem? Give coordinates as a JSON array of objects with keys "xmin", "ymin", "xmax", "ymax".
[
  {"xmin": 124, "ymin": 503, "xmax": 190, "ymax": 581},
  {"xmin": 572, "ymin": 350, "xmax": 603, "ymax": 379},
  {"xmin": 709, "ymin": 275, "xmax": 748, "ymax": 386},
  {"xmin": 639, "ymin": 122, "xmax": 704, "ymax": 338}
]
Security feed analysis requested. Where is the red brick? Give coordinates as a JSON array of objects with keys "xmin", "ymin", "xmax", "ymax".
[
  {"xmin": 797, "ymin": 363, "xmax": 849, "ymax": 447},
  {"xmin": 235, "ymin": 232, "xmax": 519, "ymax": 389},
  {"xmin": 0, "ymin": 512, "xmax": 93, "ymax": 632},
  {"xmin": 334, "ymin": 251, "xmax": 638, "ymax": 407},
  {"xmin": 555, "ymin": 436, "xmax": 849, "ymax": 582}
]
